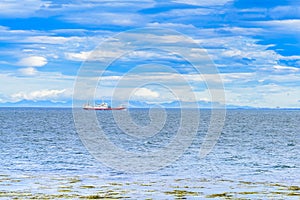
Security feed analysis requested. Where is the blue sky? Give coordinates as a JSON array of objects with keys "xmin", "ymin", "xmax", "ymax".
[{"xmin": 0, "ymin": 0, "xmax": 300, "ymax": 108}]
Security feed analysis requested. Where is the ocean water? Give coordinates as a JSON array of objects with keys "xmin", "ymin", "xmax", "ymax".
[{"xmin": 0, "ymin": 108, "xmax": 299, "ymax": 199}]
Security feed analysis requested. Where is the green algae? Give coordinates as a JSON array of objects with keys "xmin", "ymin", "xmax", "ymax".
[
  {"xmin": 11, "ymin": 179, "xmax": 21, "ymax": 183},
  {"xmin": 238, "ymin": 191, "xmax": 259, "ymax": 195},
  {"xmin": 80, "ymin": 192, "xmax": 127, "ymax": 199},
  {"xmin": 0, "ymin": 191, "xmax": 128, "ymax": 199},
  {"xmin": 87, "ymin": 175, "xmax": 99, "ymax": 179},
  {"xmin": 269, "ymin": 183, "xmax": 285, "ymax": 187},
  {"xmin": 59, "ymin": 185, "xmax": 73, "ymax": 189},
  {"xmin": 171, "ymin": 185, "xmax": 194, "ymax": 189},
  {"xmin": 287, "ymin": 192, "xmax": 300, "ymax": 196},
  {"xmin": 80, "ymin": 185, "xmax": 96, "ymax": 189},
  {"xmin": 100, "ymin": 185, "xmax": 110, "ymax": 188},
  {"xmin": 140, "ymin": 183, "xmax": 153, "ymax": 186},
  {"xmin": 30, "ymin": 193, "xmax": 78, "ymax": 199},
  {"xmin": 58, "ymin": 189, "xmax": 72, "ymax": 193},
  {"xmin": 0, "ymin": 192, "xmax": 33, "ymax": 197},
  {"xmin": 0, "ymin": 177, "xmax": 12, "ymax": 181},
  {"xmin": 38, "ymin": 186, "xmax": 50, "ymax": 190},
  {"xmin": 1, "ymin": 175, "xmax": 299, "ymax": 199},
  {"xmin": 144, "ymin": 190, "xmax": 157, "ymax": 193},
  {"xmin": 239, "ymin": 181, "xmax": 253, "ymax": 185},
  {"xmin": 288, "ymin": 186, "xmax": 300, "ymax": 191},
  {"xmin": 164, "ymin": 189, "xmax": 199, "ymax": 198},
  {"xmin": 68, "ymin": 178, "xmax": 81, "ymax": 184},
  {"xmin": 270, "ymin": 191, "xmax": 287, "ymax": 195},
  {"xmin": 206, "ymin": 192, "xmax": 232, "ymax": 198},
  {"xmin": 109, "ymin": 182, "xmax": 123, "ymax": 186},
  {"xmin": 51, "ymin": 177, "xmax": 66, "ymax": 181},
  {"xmin": 106, "ymin": 190, "xmax": 122, "ymax": 195},
  {"xmin": 174, "ymin": 178, "xmax": 185, "ymax": 182},
  {"xmin": 82, "ymin": 194, "xmax": 103, "ymax": 199},
  {"xmin": 0, "ymin": 183, "xmax": 11, "ymax": 186}
]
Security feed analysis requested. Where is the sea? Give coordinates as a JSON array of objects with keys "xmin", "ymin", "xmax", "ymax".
[{"xmin": 0, "ymin": 108, "xmax": 299, "ymax": 199}]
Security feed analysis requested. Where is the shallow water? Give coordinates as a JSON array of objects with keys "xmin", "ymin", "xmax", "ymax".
[{"xmin": 0, "ymin": 108, "xmax": 299, "ymax": 199}]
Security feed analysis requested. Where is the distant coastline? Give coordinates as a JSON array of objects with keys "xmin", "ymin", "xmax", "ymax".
[{"xmin": 1, "ymin": 106, "xmax": 300, "ymax": 110}]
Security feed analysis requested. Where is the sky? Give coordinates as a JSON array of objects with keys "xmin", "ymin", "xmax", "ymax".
[{"xmin": 0, "ymin": 0, "xmax": 300, "ymax": 108}]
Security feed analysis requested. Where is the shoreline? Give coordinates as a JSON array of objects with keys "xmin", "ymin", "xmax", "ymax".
[{"xmin": 1, "ymin": 173, "xmax": 299, "ymax": 199}]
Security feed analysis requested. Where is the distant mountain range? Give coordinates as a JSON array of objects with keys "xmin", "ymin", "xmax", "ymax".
[
  {"xmin": 128, "ymin": 100, "xmax": 258, "ymax": 109},
  {"xmin": 1, "ymin": 100, "xmax": 298, "ymax": 109},
  {"xmin": 0, "ymin": 99, "xmax": 258, "ymax": 109},
  {"xmin": 0, "ymin": 100, "xmax": 73, "ymax": 107}
]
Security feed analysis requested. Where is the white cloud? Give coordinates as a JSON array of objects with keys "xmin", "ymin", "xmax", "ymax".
[
  {"xmin": 270, "ymin": 5, "xmax": 300, "ymax": 19},
  {"xmin": 18, "ymin": 67, "xmax": 38, "ymax": 76},
  {"xmin": 200, "ymin": 36, "xmax": 285, "ymax": 71},
  {"xmin": 219, "ymin": 39, "xmax": 277, "ymax": 61},
  {"xmin": 222, "ymin": 49, "xmax": 243, "ymax": 57},
  {"xmin": 171, "ymin": 0, "xmax": 232, "ymax": 6},
  {"xmin": 220, "ymin": 73, "xmax": 256, "ymax": 83},
  {"xmin": 18, "ymin": 56, "xmax": 47, "ymax": 67},
  {"xmin": 133, "ymin": 88, "xmax": 160, "ymax": 98},
  {"xmin": 11, "ymin": 89, "xmax": 68, "ymax": 102},
  {"xmin": 63, "ymin": 30, "xmax": 209, "ymax": 64},
  {"xmin": 0, "ymin": 26, "xmax": 105, "ymax": 64},
  {"xmin": 65, "ymin": 50, "xmax": 123, "ymax": 61},
  {"xmin": 217, "ymin": 27, "xmax": 263, "ymax": 36},
  {"xmin": 0, "ymin": 0, "xmax": 49, "ymax": 17},
  {"xmin": 14, "ymin": 66, "xmax": 294, "ymax": 108},
  {"xmin": 46, "ymin": 0, "xmax": 154, "ymax": 12},
  {"xmin": 46, "ymin": 0, "xmax": 154, "ymax": 26},
  {"xmin": 225, "ymin": 84, "xmax": 300, "ymax": 108},
  {"xmin": 257, "ymin": 19, "xmax": 300, "ymax": 33},
  {"xmin": 62, "ymin": 12, "xmax": 146, "ymax": 26},
  {"xmin": 24, "ymin": 36, "xmax": 81, "ymax": 44},
  {"xmin": 65, "ymin": 51, "xmax": 91, "ymax": 61},
  {"xmin": 273, "ymin": 65, "xmax": 300, "ymax": 72},
  {"xmin": 0, "ymin": 72, "xmax": 75, "ymax": 103},
  {"xmin": 148, "ymin": 22, "xmax": 198, "ymax": 29},
  {"xmin": 279, "ymin": 55, "xmax": 300, "ymax": 60},
  {"xmin": 65, "ymin": 46, "xmax": 183, "ymax": 63},
  {"xmin": 265, "ymin": 73, "xmax": 300, "ymax": 83}
]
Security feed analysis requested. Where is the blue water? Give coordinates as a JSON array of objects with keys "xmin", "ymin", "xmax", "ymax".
[{"xmin": 0, "ymin": 108, "xmax": 299, "ymax": 199}]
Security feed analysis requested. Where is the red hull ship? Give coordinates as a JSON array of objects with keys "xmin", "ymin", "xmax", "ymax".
[{"xmin": 83, "ymin": 102, "xmax": 126, "ymax": 110}]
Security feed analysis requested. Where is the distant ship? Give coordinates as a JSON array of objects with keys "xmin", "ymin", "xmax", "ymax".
[{"xmin": 83, "ymin": 102, "xmax": 126, "ymax": 110}]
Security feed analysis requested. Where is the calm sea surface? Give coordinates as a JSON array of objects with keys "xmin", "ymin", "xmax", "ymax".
[{"xmin": 0, "ymin": 108, "xmax": 299, "ymax": 199}]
